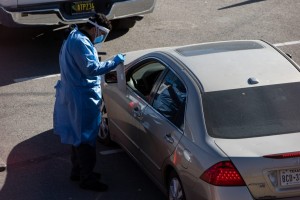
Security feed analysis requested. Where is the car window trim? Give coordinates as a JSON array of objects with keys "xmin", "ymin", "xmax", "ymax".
[
  {"xmin": 126, "ymin": 57, "xmax": 168, "ymax": 101},
  {"xmin": 125, "ymin": 54, "xmax": 188, "ymax": 132},
  {"xmin": 151, "ymin": 69, "xmax": 187, "ymax": 131}
]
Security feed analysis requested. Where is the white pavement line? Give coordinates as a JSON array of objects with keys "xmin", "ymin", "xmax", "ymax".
[
  {"xmin": 274, "ymin": 40, "xmax": 300, "ymax": 47},
  {"xmin": 14, "ymin": 74, "xmax": 60, "ymax": 83},
  {"xmin": 99, "ymin": 149, "xmax": 124, "ymax": 155},
  {"xmin": 53, "ymin": 25, "xmax": 69, "ymax": 31}
]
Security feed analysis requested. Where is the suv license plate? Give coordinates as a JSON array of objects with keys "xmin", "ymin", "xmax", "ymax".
[
  {"xmin": 71, "ymin": 1, "xmax": 95, "ymax": 15},
  {"xmin": 280, "ymin": 168, "xmax": 300, "ymax": 186}
]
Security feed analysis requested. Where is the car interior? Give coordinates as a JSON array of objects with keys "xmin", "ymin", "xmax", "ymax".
[{"xmin": 127, "ymin": 62, "xmax": 166, "ymax": 97}]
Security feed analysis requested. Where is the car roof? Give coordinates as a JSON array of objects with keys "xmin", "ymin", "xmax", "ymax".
[{"xmin": 124, "ymin": 40, "xmax": 300, "ymax": 92}]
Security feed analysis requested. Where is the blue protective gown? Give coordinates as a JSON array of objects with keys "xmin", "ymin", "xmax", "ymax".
[{"xmin": 53, "ymin": 27, "xmax": 117, "ymax": 147}]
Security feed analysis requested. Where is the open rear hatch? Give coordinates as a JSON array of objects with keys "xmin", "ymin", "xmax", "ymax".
[{"xmin": 215, "ymin": 133, "xmax": 300, "ymax": 199}]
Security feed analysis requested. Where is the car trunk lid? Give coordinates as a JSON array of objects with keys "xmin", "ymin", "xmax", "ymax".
[{"xmin": 214, "ymin": 133, "xmax": 300, "ymax": 199}]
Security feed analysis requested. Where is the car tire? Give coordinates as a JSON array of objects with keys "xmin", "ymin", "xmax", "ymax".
[
  {"xmin": 97, "ymin": 101, "xmax": 112, "ymax": 145},
  {"xmin": 168, "ymin": 170, "xmax": 186, "ymax": 200}
]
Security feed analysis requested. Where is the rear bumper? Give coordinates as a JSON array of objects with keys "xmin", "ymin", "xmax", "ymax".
[
  {"xmin": 106, "ymin": 0, "xmax": 156, "ymax": 20},
  {"xmin": 0, "ymin": 0, "xmax": 156, "ymax": 27}
]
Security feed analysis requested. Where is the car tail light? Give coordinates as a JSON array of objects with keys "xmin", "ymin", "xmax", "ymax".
[
  {"xmin": 200, "ymin": 161, "xmax": 245, "ymax": 186},
  {"xmin": 264, "ymin": 151, "xmax": 300, "ymax": 159}
]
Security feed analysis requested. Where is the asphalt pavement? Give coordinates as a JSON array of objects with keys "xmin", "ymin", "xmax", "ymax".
[
  {"xmin": 0, "ymin": 0, "xmax": 299, "ymax": 199},
  {"xmin": 0, "ymin": 128, "xmax": 164, "ymax": 200}
]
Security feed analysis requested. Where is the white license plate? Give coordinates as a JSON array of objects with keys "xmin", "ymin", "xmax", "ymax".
[{"xmin": 280, "ymin": 168, "xmax": 300, "ymax": 186}]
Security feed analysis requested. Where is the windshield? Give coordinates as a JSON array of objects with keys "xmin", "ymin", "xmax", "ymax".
[{"xmin": 203, "ymin": 82, "xmax": 300, "ymax": 139}]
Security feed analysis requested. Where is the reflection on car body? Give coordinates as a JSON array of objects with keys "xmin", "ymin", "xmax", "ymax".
[{"xmin": 99, "ymin": 40, "xmax": 300, "ymax": 200}]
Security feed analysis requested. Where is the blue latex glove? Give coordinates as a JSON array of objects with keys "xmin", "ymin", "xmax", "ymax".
[{"xmin": 113, "ymin": 53, "xmax": 125, "ymax": 66}]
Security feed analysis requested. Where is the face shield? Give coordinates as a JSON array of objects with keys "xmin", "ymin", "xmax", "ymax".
[{"xmin": 88, "ymin": 20, "xmax": 110, "ymax": 45}]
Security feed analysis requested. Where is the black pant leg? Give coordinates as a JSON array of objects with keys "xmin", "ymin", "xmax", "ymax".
[
  {"xmin": 71, "ymin": 145, "xmax": 81, "ymax": 177},
  {"xmin": 76, "ymin": 144, "xmax": 97, "ymax": 183}
]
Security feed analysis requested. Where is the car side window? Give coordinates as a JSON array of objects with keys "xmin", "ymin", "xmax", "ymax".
[
  {"xmin": 152, "ymin": 71, "xmax": 187, "ymax": 130},
  {"xmin": 127, "ymin": 62, "xmax": 165, "ymax": 100}
]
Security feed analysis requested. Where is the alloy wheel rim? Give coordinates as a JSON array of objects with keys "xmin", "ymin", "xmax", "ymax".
[
  {"xmin": 99, "ymin": 103, "xmax": 109, "ymax": 139},
  {"xmin": 169, "ymin": 177, "xmax": 184, "ymax": 200}
]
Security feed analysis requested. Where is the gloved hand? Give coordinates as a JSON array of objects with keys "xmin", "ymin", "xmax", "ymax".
[{"xmin": 113, "ymin": 53, "xmax": 125, "ymax": 66}]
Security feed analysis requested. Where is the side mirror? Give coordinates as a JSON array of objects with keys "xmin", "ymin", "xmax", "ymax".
[
  {"xmin": 104, "ymin": 63, "xmax": 126, "ymax": 93},
  {"xmin": 104, "ymin": 71, "xmax": 117, "ymax": 83}
]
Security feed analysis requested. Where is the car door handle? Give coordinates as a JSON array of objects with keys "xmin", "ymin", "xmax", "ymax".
[
  {"xmin": 133, "ymin": 107, "xmax": 143, "ymax": 119},
  {"xmin": 164, "ymin": 133, "xmax": 174, "ymax": 144}
]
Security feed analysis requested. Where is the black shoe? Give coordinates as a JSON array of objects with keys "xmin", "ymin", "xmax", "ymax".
[
  {"xmin": 0, "ymin": 163, "xmax": 6, "ymax": 172},
  {"xmin": 80, "ymin": 180, "xmax": 108, "ymax": 192},
  {"xmin": 70, "ymin": 172, "xmax": 101, "ymax": 181}
]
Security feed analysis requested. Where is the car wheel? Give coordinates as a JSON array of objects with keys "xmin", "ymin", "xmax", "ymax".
[
  {"xmin": 168, "ymin": 171, "xmax": 186, "ymax": 200},
  {"xmin": 97, "ymin": 101, "xmax": 111, "ymax": 145}
]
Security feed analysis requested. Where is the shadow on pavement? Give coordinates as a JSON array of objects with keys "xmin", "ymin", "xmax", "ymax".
[
  {"xmin": 106, "ymin": 28, "xmax": 129, "ymax": 42},
  {"xmin": 0, "ymin": 25, "xmax": 63, "ymax": 87},
  {"xmin": 0, "ymin": 25, "xmax": 163, "ymax": 199},
  {"xmin": 0, "ymin": 25, "xmax": 128, "ymax": 87},
  {"xmin": 0, "ymin": 129, "xmax": 101, "ymax": 200},
  {"xmin": 0, "ymin": 129, "xmax": 165, "ymax": 200}
]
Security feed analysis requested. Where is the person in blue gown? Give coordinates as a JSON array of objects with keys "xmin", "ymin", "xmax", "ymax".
[{"xmin": 53, "ymin": 14, "xmax": 125, "ymax": 192}]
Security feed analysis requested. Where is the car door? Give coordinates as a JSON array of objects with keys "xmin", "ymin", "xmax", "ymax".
[
  {"xmin": 105, "ymin": 59, "xmax": 167, "ymax": 162},
  {"xmin": 138, "ymin": 68, "xmax": 187, "ymax": 181},
  {"xmin": 105, "ymin": 55, "xmax": 186, "ymax": 181}
]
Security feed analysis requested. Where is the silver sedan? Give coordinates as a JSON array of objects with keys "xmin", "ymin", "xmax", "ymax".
[{"xmin": 98, "ymin": 40, "xmax": 300, "ymax": 200}]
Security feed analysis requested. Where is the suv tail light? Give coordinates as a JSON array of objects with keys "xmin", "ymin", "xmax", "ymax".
[{"xmin": 200, "ymin": 161, "xmax": 245, "ymax": 186}]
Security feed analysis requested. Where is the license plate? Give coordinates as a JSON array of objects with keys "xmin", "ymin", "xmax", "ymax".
[
  {"xmin": 71, "ymin": 1, "xmax": 95, "ymax": 15},
  {"xmin": 280, "ymin": 168, "xmax": 300, "ymax": 186}
]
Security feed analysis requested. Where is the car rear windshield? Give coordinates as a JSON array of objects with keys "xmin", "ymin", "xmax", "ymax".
[{"xmin": 202, "ymin": 82, "xmax": 300, "ymax": 139}]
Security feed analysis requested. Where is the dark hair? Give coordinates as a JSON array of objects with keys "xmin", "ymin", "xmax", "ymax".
[{"xmin": 84, "ymin": 13, "xmax": 112, "ymax": 30}]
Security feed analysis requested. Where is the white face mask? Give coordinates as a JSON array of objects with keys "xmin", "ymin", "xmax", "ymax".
[{"xmin": 88, "ymin": 20, "xmax": 110, "ymax": 45}]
